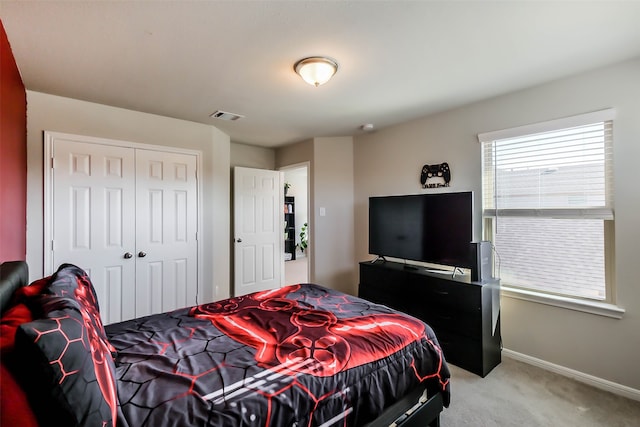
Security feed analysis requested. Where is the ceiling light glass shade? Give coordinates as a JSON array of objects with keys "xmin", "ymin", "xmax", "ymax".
[{"xmin": 294, "ymin": 57, "xmax": 338, "ymax": 87}]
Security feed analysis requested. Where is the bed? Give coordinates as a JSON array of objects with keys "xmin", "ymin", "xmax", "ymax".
[{"xmin": 0, "ymin": 261, "xmax": 450, "ymax": 427}]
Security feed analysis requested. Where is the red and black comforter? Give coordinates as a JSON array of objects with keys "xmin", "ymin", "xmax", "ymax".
[{"xmin": 105, "ymin": 283, "xmax": 451, "ymax": 426}]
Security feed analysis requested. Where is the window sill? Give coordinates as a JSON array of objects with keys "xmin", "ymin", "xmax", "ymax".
[{"xmin": 501, "ymin": 286, "xmax": 625, "ymax": 319}]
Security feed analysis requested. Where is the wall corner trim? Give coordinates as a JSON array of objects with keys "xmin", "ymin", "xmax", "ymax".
[{"xmin": 502, "ymin": 348, "xmax": 640, "ymax": 402}]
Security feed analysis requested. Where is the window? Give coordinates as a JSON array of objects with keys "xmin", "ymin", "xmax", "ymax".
[{"xmin": 479, "ymin": 110, "xmax": 614, "ymax": 303}]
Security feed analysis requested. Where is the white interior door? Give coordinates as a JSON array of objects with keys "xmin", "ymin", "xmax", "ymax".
[
  {"xmin": 233, "ymin": 167, "xmax": 283, "ymax": 296},
  {"xmin": 52, "ymin": 138, "xmax": 137, "ymax": 324},
  {"xmin": 135, "ymin": 149, "xmax": 198, "ymax": 317},
  {"xmin": 47, "ymin": 133, "xmax": 200, "ymax": 324}
]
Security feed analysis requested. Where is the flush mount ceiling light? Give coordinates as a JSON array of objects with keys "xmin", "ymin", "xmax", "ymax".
[{"xmin": 294, "ymin": 56, "xmax": 338, "ymax": 87}]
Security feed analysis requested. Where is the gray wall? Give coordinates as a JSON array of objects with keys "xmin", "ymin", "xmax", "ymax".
[
  {"xmin": 353, "ymin": 58, "xmax": 640, "ymax": 391},
  {"xmin": 312, "ymin": 137, "xmax": 355, "ymax": 294},
  {"xmin": 25, "ymin": 91, "xmax": 231, "ymax": 303},
  {"xmin": 276, "ymin": 137, "xmax": 355, "ymax": 293},
  {"xmin": 231, "ymin": 142, "xmax": 275, "ymax": 169}
]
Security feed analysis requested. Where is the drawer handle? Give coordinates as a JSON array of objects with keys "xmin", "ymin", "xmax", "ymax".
[{"xmin": 435, "ymin": 290, "xmax": 449, "ymax": 295}]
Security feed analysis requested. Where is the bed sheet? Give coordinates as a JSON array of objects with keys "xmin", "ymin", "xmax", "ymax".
[{"xmin": 105, "ymin": 284, "xmax": 450, "ymax": 426}]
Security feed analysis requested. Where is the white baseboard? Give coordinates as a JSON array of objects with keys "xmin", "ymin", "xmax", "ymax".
[{"xmin": 502, "ymin": 348, "xmax": 640, "ymax": 402}]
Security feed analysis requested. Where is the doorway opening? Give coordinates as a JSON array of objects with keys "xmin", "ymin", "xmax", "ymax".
[{"xmin": 281, "ymin": 163, "xmax": 309, "ymax": 285}]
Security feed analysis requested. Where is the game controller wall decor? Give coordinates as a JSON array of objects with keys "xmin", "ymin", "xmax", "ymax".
[{"xmin": 420, "ymin": 162, "xmax": 451, "ymax": 188}]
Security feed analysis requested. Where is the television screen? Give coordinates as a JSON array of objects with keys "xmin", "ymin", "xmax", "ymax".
[{"xmin": 369, "ymin": 192, "xmax": 473, "ymax": 267}]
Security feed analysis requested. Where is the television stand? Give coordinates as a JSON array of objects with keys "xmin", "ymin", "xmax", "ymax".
[{"xmin": 358, "ymin": 260, "xmax": 501, "ymax": 377}]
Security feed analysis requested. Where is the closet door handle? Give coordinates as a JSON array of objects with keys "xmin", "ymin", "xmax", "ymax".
[
  {"xmin": 236, "ymin": 238, "xmax": 242, "ymax": 243},
  {"xmin": 124, "ymin": 252, "xmax": 133, "ymax": 259},
  {"xmin": 138, "ymin": 251, "xmax": 147, "ymax": 258}
]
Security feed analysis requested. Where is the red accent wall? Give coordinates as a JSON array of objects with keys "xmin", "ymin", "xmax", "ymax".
[{"xmin": 0, "ymin": 20, "xmax": 27, "ymax": 262}]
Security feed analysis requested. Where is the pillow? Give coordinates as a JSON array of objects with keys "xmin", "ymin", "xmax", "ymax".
[
  {"xmin": 15, "ymin": 304, "xmax": 118, "ymax": 427},
  {"xmin": 1, "ymin": 276, "xmax": 51, "ymax": 354},
  {"xmin": 13, "ymin": 264, "xmax": 118, "ymax": 427},
  {"xmin": 46, "ymin": 264, "xmax": 102, "ymax": 310},
  {"xmin": 40, "ymin": 264, "xmax": 116, "ymax": 356},
  {"xmin": 0, "ymin": 302, "xmax": 33, "ymax": 353},
  {"xmin": 1, "ymin": 303, "xmax": 39, "ymax": 427},
  {"xmin": 0, "ymin": 362, "xmax": 39, "ymax": 427},
  {"xmin": 18, "ymin": 275, "xmax": 51, "ymax": 299}
]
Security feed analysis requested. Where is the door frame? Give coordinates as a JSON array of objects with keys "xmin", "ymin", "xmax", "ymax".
[
  {"xmin": 279, "ymin": 161, "xmax": 311, "ymax": 284},
  {"xmin": 232, "ymin": 166, "xmax": 284, "ymax": 296},
  {"xmin": 43, "ymin": 131, "xmax": 204, "ymax": 297}
]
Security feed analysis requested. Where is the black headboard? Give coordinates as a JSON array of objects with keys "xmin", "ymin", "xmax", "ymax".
[{"xmin": 0, "ymin": 260, "xmax": 28, "ymax": 314}]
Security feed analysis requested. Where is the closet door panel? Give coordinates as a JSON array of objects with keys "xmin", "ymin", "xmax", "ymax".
[
  {"xmin": 135, "ymin": 150, "xmax": 198, "ymax": 317},
  {"xmin": 52, "ymin": 138, "xmax": 136, "ymax": 324}
]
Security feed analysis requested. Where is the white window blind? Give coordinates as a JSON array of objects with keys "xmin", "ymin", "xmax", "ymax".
[{"xmin": 480, "ymin": 111, "xmax": 614, "ymax": 301}]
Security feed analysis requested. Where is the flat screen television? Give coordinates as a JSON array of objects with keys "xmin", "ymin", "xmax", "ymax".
[{"xmin": 368, "ymin": 191, "xmax": 473, "ymax": 268}]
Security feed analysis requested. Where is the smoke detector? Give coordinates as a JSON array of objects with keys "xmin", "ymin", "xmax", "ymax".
[
  {"xmin": 360, "ymin": 123, "xmax": 374, "ymax": 132},
  {"xmin": 210, "ymin": 110, "xmax": 245, "ymax": 121}
]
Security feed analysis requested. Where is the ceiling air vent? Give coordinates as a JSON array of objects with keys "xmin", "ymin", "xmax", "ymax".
[{"xmin": 210, "ymin": 110, "xmax": 245, "ymax": 121}]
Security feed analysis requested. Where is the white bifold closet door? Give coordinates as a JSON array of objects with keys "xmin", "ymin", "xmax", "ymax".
[{"xmin": 50, "ymin": 135, "xmax": 198, "ymax": 324}]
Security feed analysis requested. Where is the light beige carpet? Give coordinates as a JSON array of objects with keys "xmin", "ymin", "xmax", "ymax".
[
  {"xmin": 440, "ymin": 357, "xmax": 640, "ymax": 426},
  {"xmin": 285, "ymin": 255, "xmax": 308, "ymax": 285}
]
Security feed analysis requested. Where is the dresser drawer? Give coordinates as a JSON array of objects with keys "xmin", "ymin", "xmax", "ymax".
[
  {"xmin": 360, "ymin": 263, "xmax": 406, "ymax": 288},
  {"xmin": 435, "ymin": 331, "xmax": 483, "ymax": 376},
  {"xmin": 359, "ymin": 282, "xmax": 419, "ymax": 316},
  {"xmin": 416, "ymin": 278, "xmax": 481, "ymax": 314},
  {"xmin": 422, "ymin": 305, "xmax": 481, "ymax": 339},
  {"xmin": 358, "ymin": 284, "xmax": 383, "ymax": 304}
]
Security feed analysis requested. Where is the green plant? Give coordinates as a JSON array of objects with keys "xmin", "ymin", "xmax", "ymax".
[
  {"xmin": 284, "ymin": 182, "xmax": 291, "ymax": 194},
  {"xmin": 298, "ymin": 222, "xmax": 308, "ymax": 253}
]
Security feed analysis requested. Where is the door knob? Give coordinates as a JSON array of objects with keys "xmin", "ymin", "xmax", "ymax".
[
  {"xmin": 124, "ymin": 252, "xmax": 133, "ymax": 259},
  {"xmin": 236, "ymin": 238, "xmax": 242, "ymax": 243},
  {"xmin": 138, "ymin": 251, "xmax": 147, "ymax": 258}
]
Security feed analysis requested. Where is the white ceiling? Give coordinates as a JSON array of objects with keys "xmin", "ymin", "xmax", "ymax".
[{"xmin": 2, "ymin": 1, "xmax": 640, "ymax": 148}]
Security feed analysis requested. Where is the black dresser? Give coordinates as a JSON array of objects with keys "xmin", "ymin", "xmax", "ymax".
[{"xmin": 359, "ymin": 260, "xmax": 501, "ymax": 377}]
